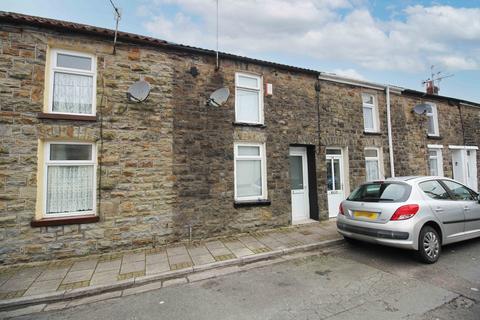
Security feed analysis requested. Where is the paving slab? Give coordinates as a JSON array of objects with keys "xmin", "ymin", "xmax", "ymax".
[
  {"xmin": 24, "ymin": 279, "xmax": 62, "ymax": 296},
  {"xmin": 191, "ymin": 254, "xmax": 216, "ymax": 265},
  {"xmin": 36, "ymin": 268, "xmax": 69, "ymax": 281},
  {"xmin": 70, "ymin": 260, "xmax": 98, "ymax": 272},
  {"xmin": 146, "ymin": 262, "xmax": 170, "ymax": 275},
  {"xmin": 90, "ymin": 271, "xmax": 120, "ymax": 286},
  {"xmin": 95, "ymin": 260, "xmax": 121, "ymax": 273},
  {"xmin": 120, "ymin": 261, "xmax": 145, "ymax": 274},
  {"xmin": 145, "ymin": 253, "xmax": 168, "ymax": 265},
  {"xmin": 122, "ymin": 252, "xmax": 145, "ymax": 263},
  {"xmin": 62, "ymin": 269, "xmax": 94, "ymax": 284}
]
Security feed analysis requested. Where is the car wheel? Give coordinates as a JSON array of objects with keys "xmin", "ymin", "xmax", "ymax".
[{"xmin": 417, "ymin": 226, "xmax": 441, "ymax": 264}]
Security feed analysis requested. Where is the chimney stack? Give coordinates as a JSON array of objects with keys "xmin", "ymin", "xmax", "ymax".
[{"xmin": 425, "ymin": 80, "xmax": 439, "ymax": 95}]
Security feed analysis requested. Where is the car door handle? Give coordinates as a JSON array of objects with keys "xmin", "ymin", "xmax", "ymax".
[
  {"xmin": 434, "ymin": 208, "xmax": 444, "ymax": 213},
  {"xmin": 464, "ymin": 206, "xmax": 470, "ymax": 211}
]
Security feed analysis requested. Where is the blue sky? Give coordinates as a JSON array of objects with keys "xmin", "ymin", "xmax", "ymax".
[{"xmin": 2, "ymin": 0, "xmax": 479, "ymax": 102}]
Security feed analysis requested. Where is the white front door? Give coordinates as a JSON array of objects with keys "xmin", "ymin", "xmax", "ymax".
[
  {"xmin": 452, "ymin": 148, "xmax": 478, "ymax": 192},
  {"xmin": 289, "ymin": 147, "xmax": 309, "ymax": 223},
  {"xmin": 326, "ymin": 148, "xmax": 345, "ymax": 218}
]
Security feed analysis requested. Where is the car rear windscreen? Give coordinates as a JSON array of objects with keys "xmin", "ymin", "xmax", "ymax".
[{"xmin": 347, "ymin": 182, "xmax": 412, "ymax": 202}]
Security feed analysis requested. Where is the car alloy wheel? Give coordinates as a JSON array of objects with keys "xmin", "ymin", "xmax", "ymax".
[
  {"xmin": 423, "ymin": 231, "xmax": 439, "ymax": 260},
  {"xmin": 417, "ymin": 226, "xmax": 441, "ymax": 264}
]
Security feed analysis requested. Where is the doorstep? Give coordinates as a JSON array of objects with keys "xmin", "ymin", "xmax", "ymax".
[{"xmin": 0, "ymin": 220, "xmax": 343, "ymax": 315}]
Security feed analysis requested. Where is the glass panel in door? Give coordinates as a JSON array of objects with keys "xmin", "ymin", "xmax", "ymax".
[
  {"xmin": 333, "ymin": 159, "xmax": 341, "ymax": 190},
  {"xmin": 326, "ymin": 159, "xmax": 333, "ymax": 191},
  {"xmin": 290, "ymin": 156, "xmax": 304, "ymax": 190}
]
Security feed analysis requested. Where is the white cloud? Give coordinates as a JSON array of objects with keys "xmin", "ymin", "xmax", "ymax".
[
  {"xmin": 332, "ymin": 68, "xmax": 366, "ymax": 80},
  {"xmin": 139, "ymin": 1, "xmax": 480, "ymax": 73}
]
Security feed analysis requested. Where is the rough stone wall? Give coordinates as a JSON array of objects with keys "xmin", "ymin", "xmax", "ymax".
[
  {"xmin": 170, "ymin": 57, "xmax": 320, "ymax": 238},
  {"xmin": 1, "ymin": 22, "xmax": 479, "ymax": 265},
  {"xmin": 317, "ymin": 81, "xmax": 391, "ymax": 211},
  {"xmin": 391, "ymin": 95, "xmax": 480, "ymax": 181},
  {"xmin": 0, "ymin": 24, "xmax": 176, "ymax": 264}
]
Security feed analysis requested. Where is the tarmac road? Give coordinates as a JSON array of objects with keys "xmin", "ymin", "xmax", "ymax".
[{"xmin": 14, "ymin": 237, "xmax": 480, "ymax": 320}]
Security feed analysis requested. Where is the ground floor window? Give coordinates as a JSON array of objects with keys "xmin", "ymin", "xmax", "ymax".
[
  {"xmin": 428, "ymin": 147, "xmax": 443, "ymax": 176},
  {"xmin": 365, "ymin": 148, "xmax": 383, "ymax": 181},
  {"xmin": 234, "ymin": 143, "xmax": 267, "ymax": 201},
  {"xmin": 44, "ymin": 142, "xmax": 96, "ymax": 217}
]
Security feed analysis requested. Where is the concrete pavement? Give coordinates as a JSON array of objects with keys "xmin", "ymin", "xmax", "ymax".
[
  {"xmin": 7, "ymin": 236, "xmax": 480, "ymax": 320},
  {"xmin": 0, "ymin": 220, "xmax": 342, "ymax": 315}
]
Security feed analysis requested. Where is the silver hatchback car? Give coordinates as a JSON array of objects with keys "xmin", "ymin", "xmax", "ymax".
[{"xmin": 337, "ymin": 176, "xmax": 480, "ymax": 263}]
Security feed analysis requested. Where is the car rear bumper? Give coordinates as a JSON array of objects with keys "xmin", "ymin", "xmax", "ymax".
[{"xmin": 336, "ymin": 219, "xmax": 416, "ymax": 250}]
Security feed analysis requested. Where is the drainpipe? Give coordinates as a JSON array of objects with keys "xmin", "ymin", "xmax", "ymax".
[{"xmin": 386, "ymin": 85, "xmax": 395, "ymax": 177}]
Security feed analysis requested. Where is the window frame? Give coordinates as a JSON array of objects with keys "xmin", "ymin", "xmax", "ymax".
[
  {"xmin": 362, "ymin": 93, "xmax": 379, "ymax": 133},
  {"xmin": 234, "ymin": 72, "xmax": 264, "ymax": 125},
  {"xmin": 48, "ymin": 48, "xmax": 97, "ymax": 116},
  {"xmin": 364, "ymin": 147, "xmax": 384, "ymax": 181},
  {"xmin": 234, "ymin": 142, "xmax": 267, "ymax": 201},
  {"xmin": 43, "ymin": 141, "xmax": 97, "ymax": 218},
  {"xmin": 425, "ymin": 102, "xmax": 439, "ymax": 137},
  {"xmin": 427, "ymin": 147, "xmax": 444, "ymax": 177}
]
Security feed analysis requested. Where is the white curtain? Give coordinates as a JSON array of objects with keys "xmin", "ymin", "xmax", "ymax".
[
  {"xmin": 363, "ymin": 107, "xmax": 374, "ymax": 130},
  {"xmin": 366, "ymin": 160, "xmax": 379, "ymax": 181},
  {"xmin": 53, "ymin": 72, "xmax": 93, "ymax": 114},
  {"xmin": 237, "ymin": 89, "xmax": 259, "ymax": 123},
  {"xmin": 236, "ymin": 160, "xmax": 262, "ymax": 197},
  {"xmin": 47, "ymin": 165, "xmax": 94, "ymax": 214},
  {"xmin": 429, "ymin": 159, "xmax": 438, "ymax": 176}
]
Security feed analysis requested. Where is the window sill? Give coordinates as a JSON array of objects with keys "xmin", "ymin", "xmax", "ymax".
[
  {"xmin": 427, "ymin": 135, "xmax": 443, "ymax": 140},
  {"xmin": 363, "ymin": 131, "xmax": 382, "ymax": 136},
  {"xmin": 233, "ymin": 122, "xmax": 266, "ymax": 128},
  {"xmin": 31, "ymin": 215, "xmax": 99, "ymax": 227},
  {"xmin": 37, "ymin": 112, "xmax": 98, "ymax": 122},
  {"xmin": 234, "ymin": 199, "xmax": 271, "ymax": 208}
]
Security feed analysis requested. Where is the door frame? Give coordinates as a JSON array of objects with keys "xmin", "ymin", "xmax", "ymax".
[
  {"xmin": 289, "ymin": 145, "xmax": 319, "ymax": 223},
  {"xmin": 326, "ymin": 147, "xmax": 349, "ymax": 218},
  {"xmin": 289, "ymin": 147, "xmax": 309, "ymax": 222}
]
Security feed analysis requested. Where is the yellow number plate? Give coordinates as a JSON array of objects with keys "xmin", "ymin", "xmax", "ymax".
[{"xmin": 353, "ymin": 211, "xmax": 378, "ymax": 220}]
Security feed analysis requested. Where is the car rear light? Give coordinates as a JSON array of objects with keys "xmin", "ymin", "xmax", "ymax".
[
  {"xmin": 339, "ymin": 203, "xmax": 344, "ymax": 215},
  {"xmin": 390, "ymin": 204, "xmax": 419, "ymax": 221}
]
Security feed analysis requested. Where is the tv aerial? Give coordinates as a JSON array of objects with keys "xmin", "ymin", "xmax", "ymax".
[
  {"xmin": 207, "ymin": 87, "xmax": 230, "ymax": 107},
  {"xmin": 422, "ymin": 65, "xmax": 454, "ymax": 94},
  {"xmin": 127, "ymin": 80, "xmax": 151, "ymax": 102}
]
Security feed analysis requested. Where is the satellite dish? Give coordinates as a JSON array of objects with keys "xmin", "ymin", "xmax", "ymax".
[
  {"xmin": 207, "ymin": 87, "xmax": 230, "ymax": 107},
  {"xmin": 413, "ymin": 103, "xmax": 430, "ymax": 115},
  {"xmin": 127, "ymin": 80, "xmax": 151, "ymax": 102}
]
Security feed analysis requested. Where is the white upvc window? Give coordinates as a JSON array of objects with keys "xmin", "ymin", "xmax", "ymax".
[
  {"xmin": 44, "ymin": 142, "xmax": 96, "ymax": 217},
  {"xmin": 427, "ymin": 146, "xmax": 444, "ymax": 177},
  {"xmin": 425, "ymin": 103, "xmax": 439, "ymax": 136},
  {"xmin": 234, "ymin": 143, "xmax": 267, "ymax": 201},
  {"xmin": 362, "ymin": 93, "xmax": 379, "ymax": 132},
  {"xmin": 48, "ymin": 49, "xmax": 97, "ymax": 115},
  {"xmin": 365, "ymin": 147, "xmax": 384, "ymax": 181},
  {"xmin": 235, "ymin": 73, "xmax": 263, "ymax": 124}
]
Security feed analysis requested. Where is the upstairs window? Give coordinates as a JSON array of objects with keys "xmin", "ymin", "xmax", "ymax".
[
  {"xmin": 235, "ymin": 73, "xmax": 263, "ymax": 124},
  {"xmin": 362, "ymin": 93, "xmax": 379, "ymax": 132},
  {"xmin": 48, "ymin": 49, "xmax": 96, "ymax": 115},
  {"xmin": 425, "ymin": 103, "xmax": 439, "ymax": 136},
  {"xmin": 365, "ymin": 148, "xmax": 383, "ymax": 181}
]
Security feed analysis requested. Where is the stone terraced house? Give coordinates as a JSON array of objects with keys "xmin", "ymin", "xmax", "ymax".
[{"xmin": 0, "ymin": 12, "xmax": 479, "ymax": 265}]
